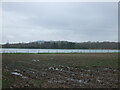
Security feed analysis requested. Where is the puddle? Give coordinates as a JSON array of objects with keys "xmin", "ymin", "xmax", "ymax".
[
  {"xmin": 66, "ymin": 77, "xmax": 85, "ymax": 84},
  {"xmin": 97, "ymin": 79, "xmax": 102, "ymax": 83},
  {"xmin": 11, "ymin": 72, "xmax": 22, "ymax": 76},
  {"xmin": 48, "ymin": 80, "xmax": 66, "ymax": 84},
  {"xmin": 11, "ymin": 72, "xmax": 28, "ymax": 79},
  {"xmin": 48, "ymin": 67, "xmax": 63, "ymax": 71},
  {"xmin": 32, "ymin": 59, "xmax": 40, "ymax": 62}
]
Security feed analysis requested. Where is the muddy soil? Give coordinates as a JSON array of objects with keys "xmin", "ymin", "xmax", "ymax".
[
  {"xmin": 3, "ymin": 65, "xmax": 119, "ymax": 88},
  {"xmin": 2, "ymin": 54, "xmax": 119, "ymax": 88}
]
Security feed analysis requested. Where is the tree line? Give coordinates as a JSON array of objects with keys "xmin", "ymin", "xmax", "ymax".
[{"xmin": 2, "ymin": 41, "xmax": 119, "ymax": 49}]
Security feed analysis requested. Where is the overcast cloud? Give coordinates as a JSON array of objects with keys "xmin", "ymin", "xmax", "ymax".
[{"xmin": 2, "ymin": 2, "xmax": 118, "ymax": 43}]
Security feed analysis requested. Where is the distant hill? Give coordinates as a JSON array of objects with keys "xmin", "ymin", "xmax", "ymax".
[{"xmin": 2, "ymin": 40, "xmax": 119, "ymax": 49}]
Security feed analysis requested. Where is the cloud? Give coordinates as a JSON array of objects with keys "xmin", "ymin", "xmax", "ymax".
[{"xmin": 2, "ymin": 2, "xmax": 118, "ymax": 43}]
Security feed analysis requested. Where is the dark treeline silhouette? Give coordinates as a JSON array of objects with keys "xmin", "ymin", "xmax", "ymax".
[{"xmin": 2, "ymin": 41, "xmax": 119, "ymax": 49}]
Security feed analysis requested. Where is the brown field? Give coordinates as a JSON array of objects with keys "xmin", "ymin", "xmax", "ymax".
[{"xmin": 2, "ymin": 53, "xmax": 119, "ymax": 88}]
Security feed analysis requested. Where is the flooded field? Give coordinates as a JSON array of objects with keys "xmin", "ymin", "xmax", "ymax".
[
  {"xmin": 2, "ymin": 53, "xmax": 119, "ymax": 88},
  {"xmin": 1, "ymin": 48, "xmax": 119, "ymax": 53}
]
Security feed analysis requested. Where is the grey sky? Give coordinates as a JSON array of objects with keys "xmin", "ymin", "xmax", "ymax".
[{"xmin": 2, "ymin": 2, "xmax": 118, "ymax": 43}]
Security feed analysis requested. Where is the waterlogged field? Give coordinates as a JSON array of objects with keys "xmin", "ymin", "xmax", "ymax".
[
  {"xmin": 1, "ymin": 48, "xmax": 119, "ymax": 53},
  {"xmin": 2, "ymin": 53, "xmax": 119, "ymax": 88}
]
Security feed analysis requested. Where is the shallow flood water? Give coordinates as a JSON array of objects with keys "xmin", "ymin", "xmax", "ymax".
[{"xmin": 1, "ymin": 48, "xmax": 119, "ymax": 53}]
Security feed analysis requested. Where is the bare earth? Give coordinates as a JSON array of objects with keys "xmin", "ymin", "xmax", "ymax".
[{"xmin": 2, "ymin": 53, "xmax": 119, "ymax": 88}]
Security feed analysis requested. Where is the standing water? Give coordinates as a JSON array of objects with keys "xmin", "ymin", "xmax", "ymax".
[{"xmin": 0, "ymin": 48, "xmax": 119, "ymax": 53}]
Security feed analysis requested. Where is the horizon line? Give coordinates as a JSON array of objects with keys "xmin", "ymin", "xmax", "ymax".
[{"xmin": 0, "ymin": 40, "xmax": 119, "ymax": 44}]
